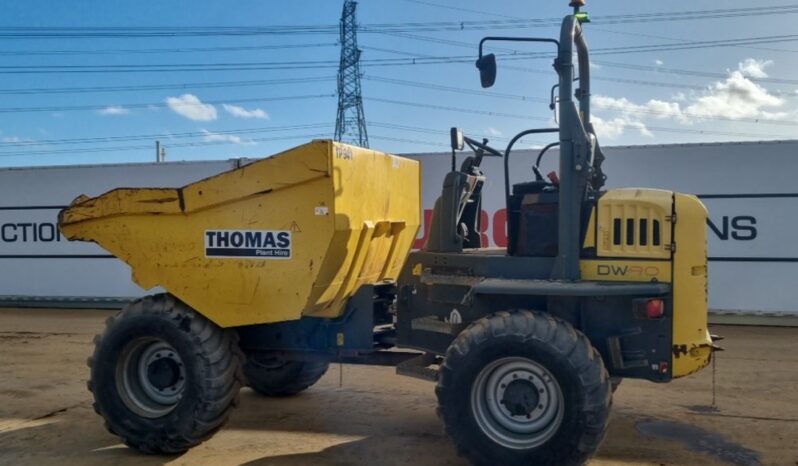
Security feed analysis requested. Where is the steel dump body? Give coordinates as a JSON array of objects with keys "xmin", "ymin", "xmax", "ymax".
[{"xmin": 59, "ymin": 140, "xmax": 421, "ymax": 327}]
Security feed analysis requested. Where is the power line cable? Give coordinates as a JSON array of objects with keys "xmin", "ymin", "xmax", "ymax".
[
  {"xmin": 0, "ymin": 123, "xmax": 330, "ymax": 147},
  {"xmin": 370, "ymin": 122, "xmax": 549, "ymax": 145},
  {"xmin": 395, "ymin": 0, "xmax": 519, "ymax": 19},
  {"xmin": 0, "ymin": 93, "xmax": 334, "ymax": 114},
  {"xmin": 594, "ymin": 60, "xmax": 798, "ymax": 85},
  {"xmin": 363, "ymin": 75, "xmax": 548, "ymax": 103},
  {"xmin": 365, "ymin": 97, "xmax": 795, "ymax": 139},
  {"xmin": 1, "ymin": 5, "xmax": 798, "ymax": 39},
  {"xmin": 4, "ymin": 31, "xmax": 798, "ymax": 75},
  {"xmin": 0, "ymin": 42, "xmax": 337, "ymax": 56},
  {"xmin": 0, "ymin": 133, "xmax": 332, "ymax": 158},
  {"xmin": 590, "ymin": 27, "xmax": 798, "ymax": 55},
  {"xmin": 0, "ymin": 76, "xmax": 334, "ymax": 95},
  {"xmin": 0, "ymin": 43, "xmax": 753, "ymax": 75},
  {"xmin": 398, "ymin": 0, "xmax": 798, "ymax": 57},
  {"xmin": 363, "ymin": 76, "xmax": 798, "ymax": 129}
]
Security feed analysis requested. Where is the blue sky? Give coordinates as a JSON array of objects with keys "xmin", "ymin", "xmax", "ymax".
[{"xmin": 0, "ymin": 0, "xmax": 797, "ymax": 167}]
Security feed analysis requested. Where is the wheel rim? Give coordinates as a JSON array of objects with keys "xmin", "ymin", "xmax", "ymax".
[
  {"xmin": 470, "ymin": 357, "xmax": 564, "ymax": 450},
  {"xmin": 116, "ymin": 337, "xmax": 186, "ymax": 418}
]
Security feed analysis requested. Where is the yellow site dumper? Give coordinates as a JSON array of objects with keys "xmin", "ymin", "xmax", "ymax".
[
  {"xmin": 61, "ymin": 140, "xmax": 421, "ymax": 327},
  {"xmin": 60, "ymin": 3, "xmax": 716, "ymax": 465}
]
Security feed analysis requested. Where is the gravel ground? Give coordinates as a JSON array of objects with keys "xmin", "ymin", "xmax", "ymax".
[{"xmin": 0, "ymin": 307, "xmax": 796, "ymax": 466}]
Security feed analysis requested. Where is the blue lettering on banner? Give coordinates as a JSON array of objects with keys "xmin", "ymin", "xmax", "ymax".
[{"xmin": 205, "ymin": 230, "xmax": 291, "ymax": 259}]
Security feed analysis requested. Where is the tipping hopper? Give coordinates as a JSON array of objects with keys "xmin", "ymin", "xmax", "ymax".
[{"xmin": 59, "ymin": 140, "xmax": 421, "ymax": 327}]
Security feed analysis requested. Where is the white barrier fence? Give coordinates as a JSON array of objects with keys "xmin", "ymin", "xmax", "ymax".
[{"xmin": 1, "ymin": 140, "xmax": 796, "ymax": 320}]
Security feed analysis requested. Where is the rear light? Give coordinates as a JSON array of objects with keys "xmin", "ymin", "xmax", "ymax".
[{"xmin": 646, "ymin": 299, "xmax": 664, "ymax": 318}]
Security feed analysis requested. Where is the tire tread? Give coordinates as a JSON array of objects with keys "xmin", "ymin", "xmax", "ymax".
[
  {"xmin": 436, "ymin": 310, "xmax": 611, "ymax": 466},
  {"xmin": 87, "ymin": 293, "xmax": 244, "ymax": 453}
]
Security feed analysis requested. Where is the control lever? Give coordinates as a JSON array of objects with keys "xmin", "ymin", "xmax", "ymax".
[{"xmin": 532, "ymin": 165, "xmax": 545, "ymax": 182}]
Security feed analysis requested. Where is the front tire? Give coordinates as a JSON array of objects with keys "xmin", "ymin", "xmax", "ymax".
[
  {"xmin": 88, "ymin": 294, "xmax": 244, "ymax": 453},
  {"xmin": 436, "ymin": 311, "xmax": 611, "ymax": 466}
]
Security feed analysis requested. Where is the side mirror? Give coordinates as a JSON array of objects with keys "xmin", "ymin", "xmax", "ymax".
[
  {"xmin": 450, "ymin": 127, "xmax": 464, "ymax": 151},
  {"xmin": 475, "ymin": 53, "xmax": 497, "ymax": 88}
]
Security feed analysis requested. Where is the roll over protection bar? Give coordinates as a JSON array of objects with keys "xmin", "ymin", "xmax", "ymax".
[{"xmin": 476, "ymin": 7, "xmax": 606, "ymax": 281}]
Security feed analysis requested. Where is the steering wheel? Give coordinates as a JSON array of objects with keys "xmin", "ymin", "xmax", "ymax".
[{"xmin": 464, "ymin": 136, "xmax": 503, "ymax": 158}]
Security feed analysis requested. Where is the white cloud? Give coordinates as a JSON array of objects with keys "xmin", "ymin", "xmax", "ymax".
[
  {"xmin": 98, "ymin": 105, "xmax": 130, "ymax": 116},
  {"xmin": 593, "ymin": 96, "xmax": 679, "ymax": 137},
  {"xmin": 737, "ymin": 58, "xmax": 773, "ymax": 79},
  {"xmin": 594, "ymin": 95, "xmax": 680, "ymax": 120},
  {"xmin": 685, "ymin": 70, "xmax": 784, "ymax": 120},
  {"xmin": 486, "ymin": 127, "xmax": 502, "ymax": 136},
  {"xmin": 592, "ymin": 115, "xmax": 652, "ymax": 140},
  {"xmin": 166, "ymin": 94, "xmax": 217, "ymax": 121},
  {"xmin": 201, "ymin": 129, "xmax": 253, "ymax": 145},
  {"xmin": 223, "ymin": 104, "xmax": 269, "ymax": 119},
  {"xmin": 590, "ymin": 59, "xmax": 787, "ymax": 139}
]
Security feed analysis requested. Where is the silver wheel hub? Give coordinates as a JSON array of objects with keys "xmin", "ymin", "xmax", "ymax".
[
  {"xmin": 116, "ymin": 338, "xmax": 186, "ymax": 418},
  {"xmin": 471, "ymin": 357, "xmax": 564, "ymax": 449}
]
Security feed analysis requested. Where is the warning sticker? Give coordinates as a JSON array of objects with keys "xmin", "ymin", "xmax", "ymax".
[{"xmin": 205, "ymin": 229, "xmax": 291, "ymax": 259}]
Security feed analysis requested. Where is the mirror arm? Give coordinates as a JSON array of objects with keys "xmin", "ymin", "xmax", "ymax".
[{"xmin": 478, "ymin": 36, "xmax": 560, "ymax": 59}]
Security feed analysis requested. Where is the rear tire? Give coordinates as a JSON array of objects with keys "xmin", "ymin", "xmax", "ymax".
[
  {"xmin": 243, "ymin": 353, "xmax": 329, "ymax": 396},
  {"xmin": 88, "ymin": 294, "xmax": 244, "ymax": 453},
  {"xmin": 436, "ymin": 310, "xmax": 611, "ymax": 466}
]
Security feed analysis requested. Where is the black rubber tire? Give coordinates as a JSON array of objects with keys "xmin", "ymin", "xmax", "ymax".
[
  {"xmin": 87, "ymin": 293, "xmax": 244, "ymax": 454},
  {"xmin": 436, "ymin": 310, "xmax": 612, "ymax": 466},
  {"xmin": 243, "ymin": 353, "xmax": 329, "ymax": 396}
]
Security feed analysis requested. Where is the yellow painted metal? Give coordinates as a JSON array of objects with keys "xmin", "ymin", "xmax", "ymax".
[
  {"xmin": 671, "ymin": 193, "xmax": 712, "ymax": 377},
  {"xmin": 582, "ymin": 207, "xmax": 596, "ymax": 249},
  {"xmin": 59, "ymin": 140, "xmax": 421, "ymax": 327},
  {"xmin": 596, "ymin": 188, "xmax": 673, "ymax": 259},
  {"xmin": 582, "ymin": 188, "xmax": 711, "ymax": 378}
]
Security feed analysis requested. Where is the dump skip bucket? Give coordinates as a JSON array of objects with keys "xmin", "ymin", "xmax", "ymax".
[{"xmin": 59, "ymin": 140, "xmax": 421, "ymax": 327}]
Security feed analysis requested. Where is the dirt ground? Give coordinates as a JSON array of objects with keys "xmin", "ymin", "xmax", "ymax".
[{"xmin": 0, "ymin": 308, "xmax": 795, "ymax": 466}]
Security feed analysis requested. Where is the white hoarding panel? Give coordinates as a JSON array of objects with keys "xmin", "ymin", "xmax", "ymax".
[{"xmin": 0, "ymin": 140, "xmax": 795, "ymax": 317}]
